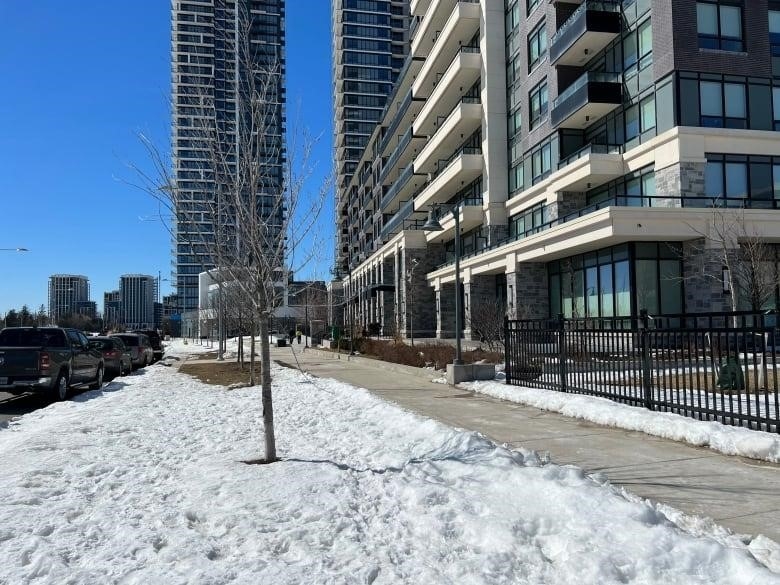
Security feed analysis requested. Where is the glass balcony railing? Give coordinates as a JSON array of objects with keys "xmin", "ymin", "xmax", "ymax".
[
  {"xmin": 557, "ymin": 143, "xmax": 623, "ymax": 169},
  {"xmin": 549, "ymin": 1, "xmax": 621, "ymax": 65},
  {"xmin": 379, "ymin": 163, "xmax": 415, "ymax": 210}
]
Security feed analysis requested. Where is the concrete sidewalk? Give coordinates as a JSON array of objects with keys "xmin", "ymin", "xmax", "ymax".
[{"xmin": 269, "ymin": 343, "xmax": 780, "ymax": 543}]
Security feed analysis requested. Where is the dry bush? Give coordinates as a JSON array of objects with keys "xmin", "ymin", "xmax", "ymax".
[{"xmin": 355, "ymin": 340, "xmax": 503, "ymax": 370}]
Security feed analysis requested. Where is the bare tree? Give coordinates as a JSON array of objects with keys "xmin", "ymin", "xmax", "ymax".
[
  {"xmin": 466, "ymin": 297, "xmax": 507, "ymax": 351},
  {"xmin": 685, "ymin": 204, "xmax": 777, "ymax": 312},
  {"xmin": 129, "ymin": 7, "xmax": 330, "ymax": 463}
]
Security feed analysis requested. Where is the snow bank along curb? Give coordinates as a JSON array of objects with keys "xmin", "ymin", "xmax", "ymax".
[
  {"xmin": 466, "ymin": 379, "xmax": 780, "ymax": 464},
  {"xmin": 0, "ymin": 338, "xmax": 777, "ymax": 583}
]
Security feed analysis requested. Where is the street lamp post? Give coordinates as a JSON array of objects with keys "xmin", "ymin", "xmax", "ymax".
[{"xmin": 423, "ymin": 204, "xmax": 463, "ymax": 365}]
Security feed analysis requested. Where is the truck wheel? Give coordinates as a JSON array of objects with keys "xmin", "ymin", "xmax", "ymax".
[
  {"xmin": 89, "ymin": 366, "xmax": 104, "ymax": 390},
  {"xmin": 54, "ymin": 372, "xmax": 69, "ymax": 401},
  {"xmin": 119, "ymin": 361, "xmax": 127, "ymax": 376}
]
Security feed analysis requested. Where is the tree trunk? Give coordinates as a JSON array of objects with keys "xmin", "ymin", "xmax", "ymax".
[
  {"xmin": 250, "ymin": 332, "xmax": 256, "ymax": 386},
  {"xmin": 259, "ymin": 315, "xmax": 276, "ymax": 462}
]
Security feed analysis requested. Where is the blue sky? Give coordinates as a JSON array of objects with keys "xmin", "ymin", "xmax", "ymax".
[{"xmin": 0, "ymin": 1, "xmax": 334, "ymax": 316}]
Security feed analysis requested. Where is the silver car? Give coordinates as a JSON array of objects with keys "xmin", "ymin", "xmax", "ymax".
[{"xmin": 110, "ymin": 333, "xmax": 154, "ymax": 369}]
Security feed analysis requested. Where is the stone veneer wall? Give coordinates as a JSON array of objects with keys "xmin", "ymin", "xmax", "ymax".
[
  {"xmin": 437, "ymin": 282, "xmax": 457, "ymax": 339},
  {"xmin": 464, "ymin": 274, "xmax": 498, "ymax": 340},
  {"xmin": 682, "ymin": 239, "xmax": 733, "ymax": 313},
  {"xmin": 405, "ymin": 245, "xmax": 442, "ymax": 339},
  {"xmin": 655, "ymin": 162, "xmax": 705, "ymax": 205},
  {"xmin": 507, "ymin": 262, "xmax": 549, "ymax": 319},
  {"xmin": 381, "ymin": 256, "xmax": 395, "ymax": 337},
  {"xmin": 552, "ymin": 192, "xmax": 587, "ymax": 220}
]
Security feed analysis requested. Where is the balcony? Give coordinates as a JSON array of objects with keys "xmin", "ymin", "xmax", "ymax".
[
  {"xmin": 411, "ymin": 0, "xmax": 461, "ymax": 57},
  {"xmin": 550, "ymin": 71, "xmax": 622, "ymax": 129},
  {"xmin": 550, "ymin": 1, "xmax": 622, "ymax": 67},
  {"xmin": 411, "ymin": 0, "xmax": 432, "ymax": 16},
  {"xmin": 380, "ymin": 198, "xmax": 417, "ymax": 239},
  {"xmin": 378, "ymin": 88, "xmax": 424, "ymax": 156},
  {"xmin": 414, "ymin": 147, "xmax": 483, "ymax": 211},
  {"xmin": 414, "ymin": 97, "xmax": 482, "ymax": 173},
  {"xmin": 424, "ymin": 198, "xmax": 483, "ymax": 245},
  {"xmin": 379, "ymin": 163, "xmax": 427, "ymax": 212},
  {"xmin": 414, "ymin": 1, "xmax": 480, "ymax": 94},
  {"xmin": 414, "ymin": 47, "xmax": 481, "ymax": 134},
  {"xmin": 379, "ymin": 127, "xmax": 426, "ymax": 186}
]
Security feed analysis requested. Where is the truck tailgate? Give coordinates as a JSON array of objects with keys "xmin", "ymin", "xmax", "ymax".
[{"xmin": 0, "ymin": 348, "xmax": 40, "ymax": 376}]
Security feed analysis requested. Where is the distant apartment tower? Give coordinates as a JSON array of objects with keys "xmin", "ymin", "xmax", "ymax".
[
  {"xmin": 48, "ymin": 275, "xmax": 89, "ymax": 323},
  {"xmin": 171, "ymin": 0, "xmax": 287, "ymax": 312},
  {"xmin": 104, "ymin": 290, "xmax": 121, "ymax": 328},
  {"xmin": 119, "ymin": 275, "xmax": 156, "ymax": 330},
  {"xmin": 332, "ymin": 0, "xmax": 410, "ymax": 275}
]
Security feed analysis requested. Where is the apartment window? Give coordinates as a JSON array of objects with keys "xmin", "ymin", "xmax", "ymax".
[
  {"xmin": 509, "ymin": 162, "xmax": 524, "ymax": 193},
  {"xmin": 529, "ymin": 79, "xmax": 548, "ymax": 129},
  {"xmin": 507, "ymin": 108, "xmax": 522, "ymax": 138},
  {"xmin": 703, "ymin": 154, "xmax": 780, "ymax": 207},
  {"xmin": 531, "ymin": 142, "xmax": 552, "ymax": 184},
  {"xmin": 771, "ymin": 9, "xmax": 780, "ymax": 76},
  {"xmin": 587, "ymin": 166, "xmax": 657, "ymax": 207},
  {"xmin": 774, "ymin": 87, "xmax": 780, "ymax": 130},
  {"xmin": 527, "ymin": 21, "xmax": 547, "ymax": 71},
  {"xmin": 699, "ymin": 81, "xmax": 746, "ymax": 128},
  {"xmin": 508, "ymin": 202, "xmax": 547, "ymax": 239},
  {"xmin": 696, "ymin": 1, "xmax": 744, "ymax": 51},
  {"xmin": 527, "ymin": 0, "xmax": 541, "ymax": 16}
]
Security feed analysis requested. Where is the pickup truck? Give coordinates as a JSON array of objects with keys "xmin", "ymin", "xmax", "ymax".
[{"xmin": 0, "ymin": 327, "xmax": 104, "ymax": 401}]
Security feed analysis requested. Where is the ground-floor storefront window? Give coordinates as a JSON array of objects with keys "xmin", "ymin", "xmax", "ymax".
[{"xmin": 548, "ymin": 243, "xmax": 682, "ymax": 318}]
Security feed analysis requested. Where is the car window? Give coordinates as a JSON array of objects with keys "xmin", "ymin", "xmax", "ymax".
[
  {"xmin": 89, "ymin": 339, "xmax": 113, "ymax": 350},
  {"xmin": 66, "ymin": 330, "xmax": 83, "ymax": 347},
  {"xmin": 113, "ymin": 335, "xmax": 138, "ymax": 346},
  {"xmin": 112, "ymin": 338, "xmax": 126, "ymax": 350},
  {"xmin": 0, "ymin": 329, "xmax": 67, "ymax": 347}
]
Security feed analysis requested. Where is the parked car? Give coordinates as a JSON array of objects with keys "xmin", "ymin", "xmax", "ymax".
[
  {"xmin": 132, "ymin": 329, "xmax": 164, "ymax": 362},
  {"xmin": 111, "ymin": 333, "xmax": 153, "ymax": 369},
  {"xmin": 0, "ymin": 327, "xmax": 104, "ymax": 401},
  {"xmin": 88, "ymin": 336, "xmax": 132, "ymax": 378}
]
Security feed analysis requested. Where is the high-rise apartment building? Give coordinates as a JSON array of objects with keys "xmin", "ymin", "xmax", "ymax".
[
  {"xmin": 171, "ymin": 0, "xmax": 286, "ymax": 312},
  {"xmin": 332, "ymin": 0, "xmax": 410, "ymax": 275},
  {"xmin": 48, "ymin": 275, "xmax": 89, "ymax": 323},
  {"xmin": 120, "ymin": 275, "xmax": 156, "ymax": 330},
  {"xmin": 104, "ymin": 290, "xmax": 121, "ymax": 329},
  {"xmin": 337, "ymin": 0, "xmax": 780, "ymax": 341}
]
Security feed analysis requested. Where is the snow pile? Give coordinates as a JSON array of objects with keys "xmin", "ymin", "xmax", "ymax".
[
  {"xmin": 466, "ymin": 380, "xmax": 780, "ymax": 463},
  {"xmin": 0, "ymin": 343, "xmax": 777, "ymax": 583}
]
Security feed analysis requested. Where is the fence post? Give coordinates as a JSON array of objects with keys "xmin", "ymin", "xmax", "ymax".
[
  {"xmin": 558, "ymin": 313, "xmax": 567, "ymax": 393},
  {"xmin": 504, "ymin": 316, "xmax": 511, "ymax": 385},
  {"xmin": 640, "ymin": 309, "xmax": 653, "ymax": 410}
]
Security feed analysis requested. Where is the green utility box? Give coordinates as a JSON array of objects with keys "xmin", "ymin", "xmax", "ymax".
[{"xmin": 331, "ymin": 326, "xmax": 341, "ymax": 341}]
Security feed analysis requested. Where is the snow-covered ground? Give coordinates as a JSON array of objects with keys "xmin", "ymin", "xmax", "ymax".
[
  {"xmin": 0, "ymin": 339, "xmax": 777, "ymax": 584},
  {"xmin": 466, "ymin": 378, "xmax": 780, "ymax": 464}
]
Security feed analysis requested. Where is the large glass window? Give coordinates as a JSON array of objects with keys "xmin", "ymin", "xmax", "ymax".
[
  {"xmin": 529, "ymin": 80, "xmax": 548, "ymax": 130},
  {"xmin": 527, "ymin": 21, "xmax": 547, "ymax": 71},
  {"xmin": 527, "ymin": 0, "xmax": 541, "ymax": 16},
  {"xmin": 548, "ymin": 244, "xmax": 682, "ymax": 317},
  {"xmin": 531, "ymin": 141, "xmax": 552, "ymax": 184},
  {"xmin": 508, "ymin": 202, "xmax": 547, "ymax": 239},
  {"xmin": 702, "ymin": 154, "xmax": 780, "ymax": 207},
  {"xmin": 696, "ymin": 1, "xmax": 744, "ymax": 51},
  {"xmin": 699, "ymin": 81, "xmax": 746, "ymax": 128}
]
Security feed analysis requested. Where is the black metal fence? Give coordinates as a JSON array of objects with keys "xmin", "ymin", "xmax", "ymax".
[{"xmin": 504, "ymin": 311, "xmax": 780, "ymax": 433}]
